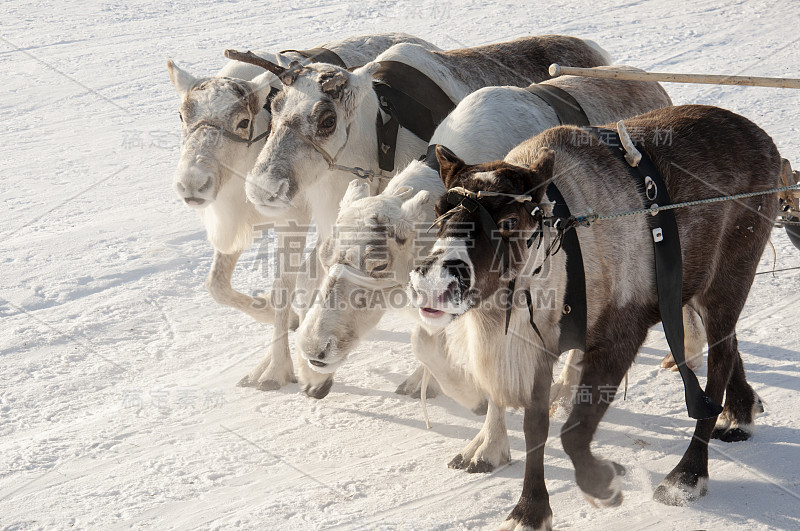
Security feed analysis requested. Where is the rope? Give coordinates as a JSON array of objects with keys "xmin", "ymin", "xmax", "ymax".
[
  {"xmin": 755, "ymin": 266, "xmax": 800, "ymax": 276},
  {"xmin": 571, "ymin": 184, "xmax": 800, "ymax": 226}
]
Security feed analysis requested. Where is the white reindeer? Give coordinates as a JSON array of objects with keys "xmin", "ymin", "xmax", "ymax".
[
  {"xmin": 232, "ymin": 35, "xmax": 612, "ymax": 397},
  {"xmin": 166, "ymin": 33, "xmax": 436, "ymax": 390},
  {"xmin": 299, "ymin": 68, "xmax": 677, "ymax": 472}
]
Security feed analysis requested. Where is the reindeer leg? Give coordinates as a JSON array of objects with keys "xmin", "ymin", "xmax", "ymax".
[
  {"xmin": 500, "ymin": 363, "xmax": 554, "ymax": 531},
  {"xmin": 655, "ymin": 288, "xmax": 753, "ymax": 506},
  {"xmin": 238, "ymin": 276, "xmax": 297, "ymax": 389},
  {"xmin": 660, "ymin": 306, "xmax": 705, "ymax": 371},
  {"xmin": 654, "ymin": 331, "xmax": 736, "ymax": 505},
  {"xmin": 206, "ymin": 250, "xmax": 278, "ymax": 323},
  {"xmin": 711, "ymin": 352, "xmax": 762, "ymax": 442},
  {"xmin": 449, "ymin": 400, "xmax": 510, "ymax": 473},
  {"xmin": 409, "ymin": 325, "xmax": 486, "ymax": 414},
  {"xmin": 561, "ymin": 308, "xmax": 648, "ymax": 509},
  {"xmin": 240, "ymin": 217, "xmax": 311, "ymax": 391},
  {"xmin": 549, "ymin": 349, "xmax": 583, "ymax": 416}
]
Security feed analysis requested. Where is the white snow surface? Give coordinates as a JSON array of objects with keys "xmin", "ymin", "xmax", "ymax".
[{"xmin": 2, "ymin": 1, "xmax": 800, "ymax": 529}]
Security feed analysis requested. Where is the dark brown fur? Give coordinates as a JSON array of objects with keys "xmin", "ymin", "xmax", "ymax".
[{"xmin": 436, "ymin": 35, "xmax": 609, "ymax": 87}]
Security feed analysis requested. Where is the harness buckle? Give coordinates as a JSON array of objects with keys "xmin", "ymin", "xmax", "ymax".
[
  {"xmin": 652, "ymin": 227, "xmax": 664, "ymax": 242},
  {"xmin": 645, "ymin": 176, "xmax": 658, "ymax": 201}
]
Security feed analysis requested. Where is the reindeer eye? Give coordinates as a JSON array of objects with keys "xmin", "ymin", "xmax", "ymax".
[
  {"xmin": 372, "ymin": 263, "xmax": 388, "ymax": 273},
  {"xmin": 237, "ymin": 118, "xmax": 250, "ymax": 129},
  {"xmin": 498, "ymin": 217, "xmax": 518, "ymax": 233},
  {"xmin": 319, "ymin": 114, "xmax": 336, "ymax": 132}
]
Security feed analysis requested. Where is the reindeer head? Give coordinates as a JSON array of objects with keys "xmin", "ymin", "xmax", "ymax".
[
  {"xmin": 243, "ymin": 61, "xmax": 380, "ymax": 215},
  {"xmin": 167, "ymin": 59, "xmax": 276, "ymax": 208},
  {"xmin": 296, "ymin": 179, "xmax": 431, "ymax": 381},
  {"xmin": 409, "ymin": 145, "xmax": 556, "ymax": 329}
]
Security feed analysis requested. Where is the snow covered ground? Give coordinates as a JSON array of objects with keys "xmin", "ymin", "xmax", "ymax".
[{"xmin": 2, "ymin": 0, "xmax": 799, "ymax": 529}]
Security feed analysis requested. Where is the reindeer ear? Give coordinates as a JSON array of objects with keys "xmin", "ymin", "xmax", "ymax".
[
  {"xmin": 167, "ymin": 60, "xmax": 197, "ymax": 97},
  {"xmin": 525, "ymin": 148, "xmax": 556, "ymax": 197},
  {"xmin": 330, "ymin": 64, "xmax": 378, "ymax": 116},
  {"xmin": 400, "ymin": 190, "xmax": 431, "ymax": 222},
  {"xmin": 273, "ymin": 52, "xmax": 293, "ymax": 69},
  {"xmin": 353, "ymin": 61, "xmax": 381, "ymax": 78},
  {"xmin": 339, "ymin": 179, "xmax": 370, "ymax": 209},
  {"xmin": 394, "ymin": 190, "xmax": 431, "ymax": 240},
  {"xmin": 435, "ymin": 145, "xmax": 465, "ymax": 189}
]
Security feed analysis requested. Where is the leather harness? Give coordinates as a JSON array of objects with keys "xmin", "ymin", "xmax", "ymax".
[
  {"xmin": 589, "ymin": 127, "xmax": 722, "ymax": 420},
  {"xmin": 525, "ymin": 84, "xmax": 591, "ymax": 127},
  {"xmin": 372, "ymin": 61, "xmax": 457, "ymax": 172}
]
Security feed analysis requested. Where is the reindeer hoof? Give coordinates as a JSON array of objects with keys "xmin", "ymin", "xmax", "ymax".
[
  {"xmin": 579, "ymin": 461, "xmax": 625, "ymax": 508},
  {"xmin": 654, "ymin": 472, "xmax": 708, "ymax": 506},
  {"xmin": 303, "ymin": 378, "xmax": 333, "ymax": 399},
  {"xmin": 237, "ymin": 375, "xmax": 257, "ymax": 388},
  {"xmin": 448, "ymin": 454, "xmax": 495, "ymax": 473},
  {"xmin": 712, "ymin": 426, "xmax": 753, "ymax": 442},
  {"xmin": 257, "ymin": 379, "xmax": 282, "ymax": 392},
  {"xmin": 394, "ymin": 383, "xmax": 413, "ymax": 396},
  {"xmin": 501, "ymin": 503, "xmax": 553, "ymax": 531},
  {"xmin": 448, "ymin": 454, "xmax": 466, "ymax": 469},
  {"xmin": 465, "ymin": 458, "xmax": 494, "ymax": 474}
]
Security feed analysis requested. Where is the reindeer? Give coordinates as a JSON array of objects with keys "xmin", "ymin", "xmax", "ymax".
[
  {"xmin": 409, "ymin": 105, "xmax": 777, "ymax": 529},
  {"xmin": 298, "ymin": 68, "xmax": 680, "ymax": 471},
  {"xmin": 166, "ymin": 33, "xmax": 435, "ymax": 390},
  {"xmin": 230, "ymin": 35, "xmax": 612, "ymax": 397}
]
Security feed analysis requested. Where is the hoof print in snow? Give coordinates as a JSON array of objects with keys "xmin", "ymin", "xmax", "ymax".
[{"xmin": 303, "ymin": 378, "xmax": 333, "ymax": 399}]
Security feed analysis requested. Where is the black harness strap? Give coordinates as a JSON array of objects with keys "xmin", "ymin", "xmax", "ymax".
[
  {"xmin": 525, "ymin": 84, "xmax": 590, "ymax": 127},
  {"xmin": 279, "ymin": 47, "xmax": 346, "ymax": 68},
  {"xmin": 373, "ymin": 61, "xmax": 456, "ymax": 172},
  {"xmin": 590, "ymin": 127, "xmax": 722, "ymax": 420},
  {"xmin": 544, "ymin": 183, "xmax": 587, "ymax": 353}
]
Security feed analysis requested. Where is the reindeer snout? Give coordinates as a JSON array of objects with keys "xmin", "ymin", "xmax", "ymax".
[
  {"xmin": 174, "ymin": 164, "xmax": 216, "ymax": 207},
  {"xmin": 245, "ymin": 171, "xmax": 293, "ymax": 211}
]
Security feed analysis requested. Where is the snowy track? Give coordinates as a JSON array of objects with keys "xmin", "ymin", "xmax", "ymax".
[{"xmin": 1, "ymin": 1, "xmax": 799, "ymax": 529}]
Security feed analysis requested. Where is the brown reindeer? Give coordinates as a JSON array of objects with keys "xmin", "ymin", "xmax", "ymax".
[{"xmin": 408, "ymin": 105, "xmax": 779, "ymax": 529}]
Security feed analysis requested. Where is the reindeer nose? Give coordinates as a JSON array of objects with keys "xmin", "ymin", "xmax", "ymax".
[
  {"xmin": 197, "ymin": 175, "xmax": 213, "ymax": 193},
  {"xmin": 262, "ymin": 180, "xmax": 289, "ymax": 202},
  {"xmin": 184, "ymin": 197, "xmax": 206, "ymax": 206},
  {"xmin": 175, "ymin": 170, "xmax": 214, "ymax": 200},
  {"xmin": 443, "ymin": 259, "xmax": 469, "ymax": 281}
]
